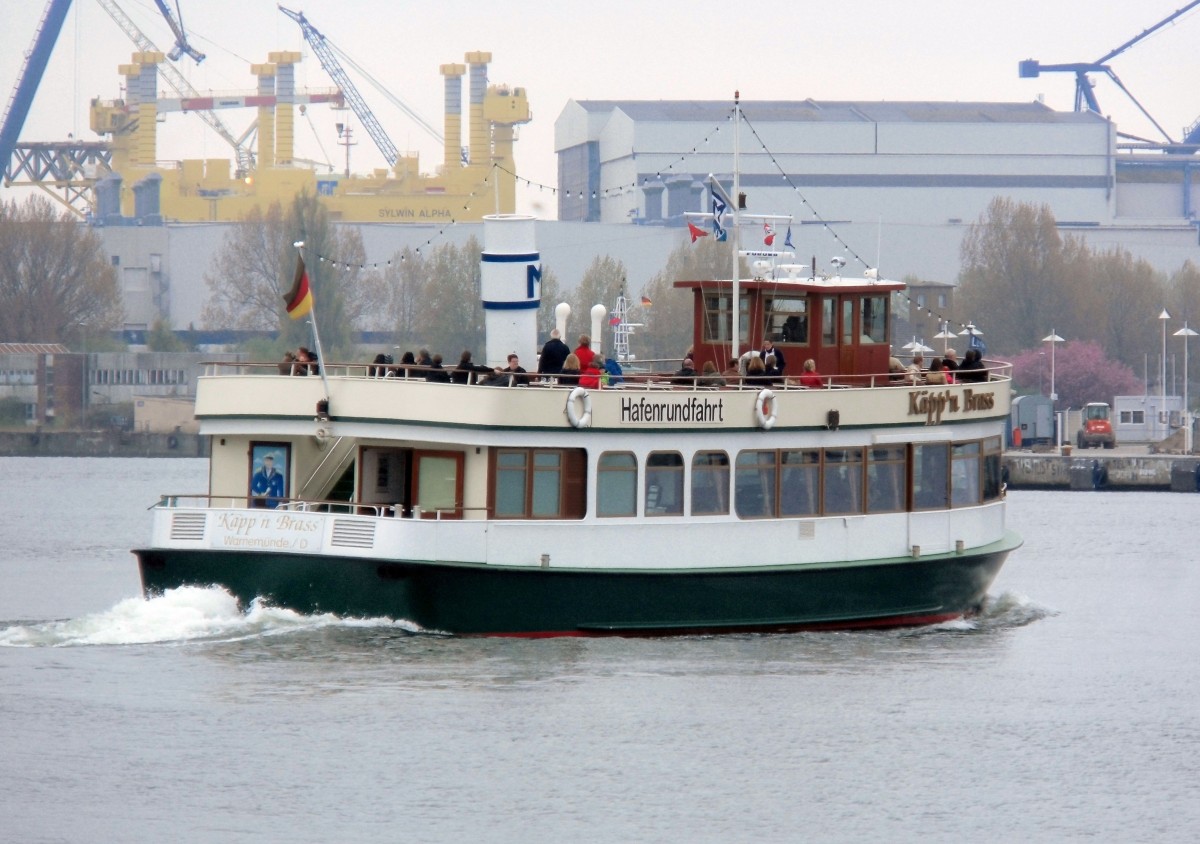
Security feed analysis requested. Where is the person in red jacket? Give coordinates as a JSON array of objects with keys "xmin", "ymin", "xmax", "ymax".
[{"xmin": 574, "ymin": 334, "xmax": 596, "ymax": 371}]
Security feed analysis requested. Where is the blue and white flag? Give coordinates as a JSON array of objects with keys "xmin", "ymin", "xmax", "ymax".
[
  {"xmin": 784, "ymin": 225, "xmax": 794, "ymax": 249},
  {"xmin": 708, "ymin": 175, "xmax": 735, "ymax": 242}
]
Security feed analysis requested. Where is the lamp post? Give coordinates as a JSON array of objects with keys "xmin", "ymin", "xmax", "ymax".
[
  {"xmin": 1042, "ymin": 331, "xmax": 1065, "ymax": 405},
  {"xmin": 1160, "ymin": 309, "xmax": 1171, "ymax": 441},
  {"xmin": 1175, "ymin": 323, "xmax": 1198, "ymax": 453},
  {"xmin": 934, "ymin": 321, "xmax": 957, "ymax": 356}
]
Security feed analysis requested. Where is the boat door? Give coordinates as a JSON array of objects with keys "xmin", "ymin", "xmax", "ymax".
[
  {"xmin": 412, "ymin": 450, "xmax": 464, "ymax": 519},
  {"xmin": 838, "ymin": 297, "xmax": 857, "ymax": 374},
  {"xmin": 358, "ymin": 447, "xmax": 411, "ymax": 516}
]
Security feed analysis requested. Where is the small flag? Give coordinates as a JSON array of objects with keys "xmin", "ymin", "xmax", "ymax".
[
  {"xmin": 687, "ymin": 221, "xmax": 709, "ymax": 242},
  {"xmin": 640, "ymin": 295, "xmax": 652, "ymax": 308},
  {"xmin": 284, "ymin": 256, "xmax": 314, "ymax": 320},
  {"xmin": 609, "ymin": 316, "xmax": 621, "ymax": 325},
  {"xmin": 708, "ymin": 175, "xmax": 732, "ymax": 242},
  {"xmin": 784, "ymin": 226, "xmax": 794, "ymax": 249},
  {"xmin": 763, "ymin": 223, "xmax": 775, "ymax": 246}
]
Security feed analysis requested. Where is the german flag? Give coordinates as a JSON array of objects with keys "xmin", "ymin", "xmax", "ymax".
[{"xmin": 284, "ymin": 256, "xmax": 314, "ymax": 320}]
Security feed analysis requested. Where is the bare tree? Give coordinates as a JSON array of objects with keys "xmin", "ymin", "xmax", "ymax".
[
  {"xmin": 638, "ymin": 236, "xmax": 740, "ymax": 363},
  {"xmin": 202, "ymin": 192, "xmax": 367, "ymax": 357},
  {"xmin": 958, "ymin": 198, "xmax": 1068, "ymax": 354},
  {"xmin": 0, "ymin": 196, "xmax": 122, "ymax": 344}
]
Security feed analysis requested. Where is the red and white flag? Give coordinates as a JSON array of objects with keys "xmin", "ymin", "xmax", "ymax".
[
  {"xmin": 763, "ymin": 223, "xmax": 775, "ymax": 246},
  {"xmin": 688, "ymin": 221, "xmax": 709, "ymax": 243}
]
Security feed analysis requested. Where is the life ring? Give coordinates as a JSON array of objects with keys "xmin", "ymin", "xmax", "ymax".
[
  {"xmin": 167, "ymin": 434, "xmax": 179, "ymax": 450},
  {"xmin": 755, "ymin": 388, "xmax": 777, "ymax": 430},
  {"xmin": 566, "ymin": 386, "xmax": 592, "ymax": 428}
]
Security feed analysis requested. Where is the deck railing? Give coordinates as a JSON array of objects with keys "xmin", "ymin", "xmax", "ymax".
[{"xmin": 200, "ymin": 360, "xmax": 1012, "ymax": 390}]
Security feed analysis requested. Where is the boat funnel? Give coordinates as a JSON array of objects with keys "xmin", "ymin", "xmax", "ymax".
[{"xmin": 481, "ymin": 214, "xmax": 540, "ymax": 367}]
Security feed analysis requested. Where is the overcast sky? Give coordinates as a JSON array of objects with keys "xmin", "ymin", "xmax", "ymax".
[{"xmin": 4, "ymin": 0, "xmax": 1200, "ymax": 216}]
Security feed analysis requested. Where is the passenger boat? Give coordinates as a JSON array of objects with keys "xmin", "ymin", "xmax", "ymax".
[{"xmin": 134, "ymin": 105, "xmax": 1020, "ymax": 636}]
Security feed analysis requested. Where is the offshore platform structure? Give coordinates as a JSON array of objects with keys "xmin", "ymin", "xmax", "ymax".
[{"xmin": 2, "ymin": 0, "xmax": 532, "ymax": 223}]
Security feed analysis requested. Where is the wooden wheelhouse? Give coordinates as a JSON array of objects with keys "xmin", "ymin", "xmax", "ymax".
[{"xmin": 674, "ymin": 275, "xmax": 905, "ymax": 380}]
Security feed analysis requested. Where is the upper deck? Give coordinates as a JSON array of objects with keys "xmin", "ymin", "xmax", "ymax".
[{"xmin": 194, "ymin": 360, "xmax": 1012, "ymax": 439}]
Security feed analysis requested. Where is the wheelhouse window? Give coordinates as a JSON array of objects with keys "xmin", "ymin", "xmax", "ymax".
[
  {"xmin": 860, "ymin": 295, "xmax": 888, "ymax": 344},
  {"xmin": 866, "ymin": 445, "xmax": 905, "ymax": 513},
  {"xmin": 764, "ymin": 296, "xmax": 809, "ymax": 344},
  {"xmin": 703, "ymin": 294, "xmax": 750, "ymax": 345},
  {"xmin": 821, "ymin": 297, "xmax": 836, "ymax": 346},
  {"xmin": 645, "ymin": 451, "xmax": 684, "ymax": 516},
  {"xmin": 691, "ymin": 451, "xmax": 730, "ymax": 516},
  {"xmin": 841, "ymin": 300, "xmax": 854, "ymax": 346},
  {"xmin": 597, "ymin": 451, "xmax": 636, "ymax": 517},
  {"xmin": 822, "ymin": 448, "xmax": 863, "ymax": 514},
  {"xmin": 490, "ymin": 448, "xmax": 585, "ymax": 519}
]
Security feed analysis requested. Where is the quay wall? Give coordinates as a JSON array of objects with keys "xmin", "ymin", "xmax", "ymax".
[{"xmin": 1004, "ymin": 452, "xmax": 1200, "ymax": 492}]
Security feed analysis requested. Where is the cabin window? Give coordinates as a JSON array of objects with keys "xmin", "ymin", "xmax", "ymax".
[
  {"xmin": 735, "ymin": 450, "xmax": 776, "ymax": 519},
  {"xmin": 779, "ymin": 450, "xmax": 820, "ymax": 516},
  {"xmin": 691, "ymin": 451, "xmax": 730, "ymax": 515},
  {"xmin": 866, "ymin": 445, "xmax": 906, "ymax": 513},
  {"xmin": 840, "ymin": 300, "xmax": 854, "ymax": 346},
  {"xmin": 821, "ymin": 298, "xmax": 836, "ymax": 346},
  {"xmin": 703, "ymin": 295, "xmax": 750, "ymax": 345},
  {"xmin": 860, "ymin": 295, "xmax": 888, "ymax": 344},
  {"xmin": 645, "ymin": 451, "xmax": 684, "ymax": 516},
  {"xmin": 912, "ymin": 443, "xmax": 949, "ymax": 510},
  {"xmin": 982, "ymin": 436, "xmax": 1003, "ymax": 502},
  {"xmin": 737, "ymin": 449, "xmax": 820, "ymax": 518},
  {"xmin": 823, "ymin": 448, "xmax": 864, "ymax": 514},
  {"xmin": 597, "ymin": 451, "xmax": 637, "ymax": 517},
  {"xmin": 951, "ymin": 442, "xmax": 982, "ymax": 507},
  {"xmin": 763, "ymin": 296, "xmax": 809, "ymax": 344},
  {"xmin": 490, "ymin": 448, "xmax": 585, "ymax": 519}
]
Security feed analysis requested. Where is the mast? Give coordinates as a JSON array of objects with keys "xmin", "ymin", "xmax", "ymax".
[{"xmin": 731, "ymin": 92, "xmax": 742, "ymax": 360}]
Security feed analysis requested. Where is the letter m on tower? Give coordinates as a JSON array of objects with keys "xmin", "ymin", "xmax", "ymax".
[{"xmin": 527, "ymin": 263, "xmax": 542, "ymax": 298}]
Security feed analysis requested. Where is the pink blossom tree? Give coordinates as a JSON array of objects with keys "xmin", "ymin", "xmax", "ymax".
[{"xmin": 1009, "ymin": 339, "xmax": 1143, "ymax": 408}]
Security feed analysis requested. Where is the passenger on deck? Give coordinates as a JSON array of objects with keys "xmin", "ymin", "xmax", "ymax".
[
  {"xmin": 745, "ymin": 355, "xmax": 767, "ymax": 384},
  {"xmin": 279, "ymin": 351, "xmax": 298, "ymax": 375},
  {"xmin": 905, "ymin": 353, "xmax": 925, "ymax": 385},
  {"xmin": 574, "ymin": 335, "xmax": 596, "ymax": 371},
  {"xmin": 697, "ymin": 360, "xmax": 726, "ymax": 388},
  {"xmin": 425, "ymin": 354, "xmax": 451, "ymax": 383},
  {"xmin": 763, "ymin": 354, "xmax": 784, "ymax": 386},
  {"xmin": 957, "ymin": 349, "xmax": 988, "ymax": 382},
  {"xmin": 538, "ymin": 329, "xmax": 570, "ymax": 376},
  {"xmin": 297, "ymin": 347, "xmax": 319, "ymax": 376},
  {"xmin": 761, "ymin": 339, "xmax": 786, "ymax": 373},
  {"xmin": 452, "ymin": 350, "xmax": 493, "ymax": 385},
  {"xmin": 398, "ymin": 351, "xmax": 416, "ymax": 378},
  {"xmin": 888, "ymin": 357, "xmax": 906, "ymax": 383},
  {"xmin": 603, "ymin": 355, "xmax": 624, "ymax": 386},
  {"xmin": 579, "ymin": 358, "xmax": 603, "ymax": 389},
  {"xmin": 722, "ymin": 358, "xmax": 742, "ymax": 387},
  {"xmin": 369, "ymin": 353, "xmax": 392, "ymax": 377},
  {"xmin": 674, "ymin": 357, "xmax": 698, "ymax": 386},
  {"xmin": 925, "ymin": 357, "xmax": 950, "ymax": 385},
  {"xmin": 416, "ymin": 348, "xmax": 433, "ymax": 369},
  {"xmin": 943, "ymin": 348, "xmax": 960, "ymax": 373},
  {"xmin": 799, "ymin": 358, "xmax": 824, "ymax": 389},
  {"xmin": 558, "ymin": 353, "xmax": 581, "ymax": 386},
  {"xmin": 483, "ymin": 353, "xmax": 529, "ymax": 386}
]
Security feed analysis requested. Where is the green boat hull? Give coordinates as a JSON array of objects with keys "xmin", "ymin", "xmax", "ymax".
[{"xmin": 134, "ymin": 532, "xmax": 1020, "ymax": 636}]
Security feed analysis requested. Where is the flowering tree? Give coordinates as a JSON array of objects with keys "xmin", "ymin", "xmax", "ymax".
[{"xmin": 1009, "ymin": 339, "xmax": 1143, "ymax": 407}]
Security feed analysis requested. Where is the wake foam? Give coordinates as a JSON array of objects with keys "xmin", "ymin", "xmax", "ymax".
[
  {"xmin": 903, "ymin": 591, "xmax": 1056, "ymax": 636},
  {"xmin": 0, "ymin": 586, "xmax": 419, "ymax": 647}
]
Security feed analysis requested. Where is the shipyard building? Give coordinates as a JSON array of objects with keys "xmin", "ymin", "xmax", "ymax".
[{"xmin": 554, "ymin": 99, "xmax": 1200, "ymax": 282}]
